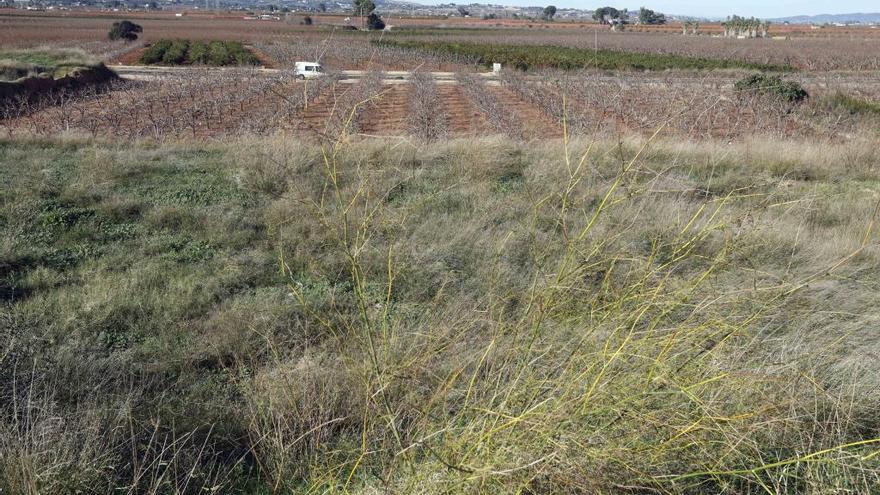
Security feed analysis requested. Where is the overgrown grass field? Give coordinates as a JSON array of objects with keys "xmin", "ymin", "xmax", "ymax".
[{"xmin": 1, "ymin": 135, "xmax": 879, "ymax": 493}]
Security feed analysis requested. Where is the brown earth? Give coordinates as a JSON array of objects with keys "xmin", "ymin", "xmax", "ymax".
[
  {"xmin": 359, "ymin": 83, "xmax": 410, "ymax": 136},
  {"xmin": 114, "ymin": 46, "xmax": 145, "ymax": 65},
  {"xmin": 436, "ymin": 83, "xmax": 493, "ymax": 135},
  {"xmin": 488, "ymin": 85, "xmax": 561, "ymax": 138},
  {"xmin": 294, "ymin": 81, "xmax": 347, "ymax": 135}
]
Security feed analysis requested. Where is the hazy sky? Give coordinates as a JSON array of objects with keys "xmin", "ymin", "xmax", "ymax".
[{"xmin": 433, "ymin": 1, "xmax": 878, "ymax": 18}]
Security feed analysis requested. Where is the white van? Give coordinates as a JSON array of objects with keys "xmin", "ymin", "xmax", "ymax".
[{"xmin": 294, "ymin": 62, "xmax": 325, "ymax": 79}]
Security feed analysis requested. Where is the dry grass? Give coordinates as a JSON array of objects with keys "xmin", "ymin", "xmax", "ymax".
[
  {"xmin": 0, "ymin": 48, "xmax": 100, "ymax": 81},
  {"xmin": 1, "ymin": 133, "xmax": 879, "ymax": 493}
]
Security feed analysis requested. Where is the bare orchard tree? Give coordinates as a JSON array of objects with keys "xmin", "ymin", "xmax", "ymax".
[
  {"xmin": 457, "ymin": 72, "xmax": 524, "ymax": 139},
  {"xmin": 501, "ymin": 70, "xmax": 592, "ymax": 134},
  {"xmin": 406, "ymin": 70, "xmax": 447, "ymax": 141},
  {"xmin": 321, "ymin": 69, "xmax": 384, "ymax": 140}
]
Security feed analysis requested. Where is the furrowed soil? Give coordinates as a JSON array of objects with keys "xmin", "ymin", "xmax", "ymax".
[
  {"xmin": 488, "ymin": 85, "xmax": 562, "ymax": 138},
  {"xmin": 436, "ymin": 83, "xmax": 493, "ymax": 135},
  {"xmin": 359, "ymin": 84, "xmax": 411, "ymax": 136}
]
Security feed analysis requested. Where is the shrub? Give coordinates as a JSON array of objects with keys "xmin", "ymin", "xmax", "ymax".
[
  {"xmin": 107, "ymin": 20, "xmax": 142, "ymax": 42},
  {"xmin": 187, "ymin": 41, "xmax": 209, "ymax": 65},
  {"xmin": 139, "ymin": 39, "xmax": 172, "ymax": 64},
  {"xmin": 207, "ymin": 40, "xmax": 232, "ymax": 66},
  {"xmin": 367, "ymin": 13, "xmax": 385, "ymax": 30},
  {"xmin": 302, "ymin": 15, "xmax": 313, "ymax": 25},
  {"xmin": 161, "ymin": 40, "xmax": 189, "ymax": 65},
  {"xmin": 734, "ymin": 73, "xmax": 809, "ymax": 103},
  {"xmin": 407, "ymin": 71, "xmax": 447, "ymax": 141},
  {"xmin": 225, "ymin": 41, "xmax": 259, "ymax": 66}
]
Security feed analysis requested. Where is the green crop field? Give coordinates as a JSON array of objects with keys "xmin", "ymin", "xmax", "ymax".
[
  {"xmin": 374, "ymin": 39, "xmax": 792, "ymax": 71},
  {"xmin": 139, "ymin": 40, "xmax": 260, "ymax": 66}
]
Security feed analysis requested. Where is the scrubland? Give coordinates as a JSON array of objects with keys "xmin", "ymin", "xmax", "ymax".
[
  {"xmin": 2, "ymin": 12, "xmax": 880, "ymax": 493},
  {"xmin": 2, "ymin": 132, "xmax": 879, "ymax": 493}
]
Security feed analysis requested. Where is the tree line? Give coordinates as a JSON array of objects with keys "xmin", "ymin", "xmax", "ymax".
[
  {"xmin": 592, "ymin": 6, "xmax": 667, "ymax": 26},
  {"xmin": 721, "ymin": 15, "xmax": 771, "ymax": 38}
]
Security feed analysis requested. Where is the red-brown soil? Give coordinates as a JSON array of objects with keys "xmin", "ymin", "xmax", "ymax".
[
  {"xmin": 436, "ymin": 83, "xmax": 493, "ymax": 135},
  {"xmin": 358, "ymin": 84, "xmax": 410, "ymax": 136},
  {"xmin": 488, "ymin": 85, "xmax": 562, "ymax": 138},
  {"xmin": 294, "ymin": 81, "xmax": 347, "ymax": 135}
]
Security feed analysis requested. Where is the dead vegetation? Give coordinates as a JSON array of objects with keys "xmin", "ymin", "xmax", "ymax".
[
  {"xmin": 3, "ymin": 68, "xmax": 879, "ymax": 142},
  {"xmin": 406, "ymin": 70, "xmax": 447, "ymax": 141}
]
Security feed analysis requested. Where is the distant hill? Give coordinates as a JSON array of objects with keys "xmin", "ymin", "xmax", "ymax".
[{"xmin": 769, "ymin": 13, "xmax": 880, "ymax": 24}]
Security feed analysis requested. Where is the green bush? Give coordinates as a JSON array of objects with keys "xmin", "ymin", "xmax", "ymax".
[
  {"xmin": 224, "ymin": 41, "xmax": 259, "ymax": 66},
  {"xmin": 734, "ymin": 73, "xmax": 809, "ymax": 103},
  {"xmin": 138, "ymin": 39, "xmax": 172, "ymax": 65},
  {"xmin": 186, "ymin": 41, "xmax": 209, "ymax": 65},
  {"xmin": 207, "ymin": 40, "xmax": 232, "ymax": 66},
  {"xmin": 367, "ymin": 12, "xmax": 386, "ymax": 30},
  {"xmin": 161, "ymin": 40, "xmax": 189, "ymax": 65},
  {"xmin": 107, "ymin": 20, "xmax": 142, "ymax": 42}
]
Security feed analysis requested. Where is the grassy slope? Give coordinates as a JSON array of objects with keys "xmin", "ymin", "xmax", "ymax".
[
  {"xmin": 0, "ymin": 49, "xmax": 101, "ymax": 81},
  {"xmin": 1, "ymin": 136, "xmax": 879, "ymax": 493}
]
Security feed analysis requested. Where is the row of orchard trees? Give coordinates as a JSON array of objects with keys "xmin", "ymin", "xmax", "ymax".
[
  {"xmin": 721, "ymin": 15, "xmax": 771, "ymax": 38},
  {"xmin": 682, "ymin": 20, "xmax": 700, "ymax": 35}
]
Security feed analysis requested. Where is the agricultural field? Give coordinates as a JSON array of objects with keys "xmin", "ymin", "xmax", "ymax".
[
  {"xmin": 2, "ymin": 7, "xmax": 880, "ymax": 495},
  {"xmin": 4, "ymin": 67, "xmax": 880, "ymax": 141},
  {"xmin": 373, "ymin": 39, "xmax": 792, "ymax": 71},
  {"xmin": 383, "ymin": 29, "xmax": 880, "ymax": 71},
  {"xmin": 136, "ymin": 40, "xmax": 259, "ymax": 66}
]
